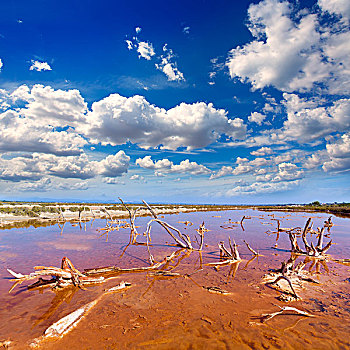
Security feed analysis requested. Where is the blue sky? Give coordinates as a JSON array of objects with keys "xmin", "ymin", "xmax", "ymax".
[{"xmin": 0, "ymin": 0, "xmax": 349, "ymax": 204}]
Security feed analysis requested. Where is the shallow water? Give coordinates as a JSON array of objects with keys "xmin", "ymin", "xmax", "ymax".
[{"xmin": 0, "ymin": 209, "xmax": 349, "ymax": 349}]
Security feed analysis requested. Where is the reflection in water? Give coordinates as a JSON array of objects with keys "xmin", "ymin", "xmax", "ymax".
[
  {"xmin": 32, "ymin": 286, "xmax": 77, "ymax": 327},
  {"xmin": 242, "ymin": 255, "xmax": 258, "ymax": 270},
  {"xmin": 226, "ymin": 261, "xmax": 241, "ymax": 282}
]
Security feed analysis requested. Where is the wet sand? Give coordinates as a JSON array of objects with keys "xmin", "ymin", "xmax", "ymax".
[{"xmin": 0, "ymin": 209, "xmax": 349, "ymax": 349}]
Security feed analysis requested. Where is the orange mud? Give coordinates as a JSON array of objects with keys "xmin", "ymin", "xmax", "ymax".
[{"xmin": 0, "ymin": 210, "xmax": 349, "ymax": 349}]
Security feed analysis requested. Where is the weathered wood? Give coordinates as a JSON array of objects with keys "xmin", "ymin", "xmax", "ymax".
[{"xmin": 259, "ymin": 306, "xmax": 315, "ymax": 323}]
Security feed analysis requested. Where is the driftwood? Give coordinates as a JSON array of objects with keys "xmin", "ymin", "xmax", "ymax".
[
  {"xmin": 0, "ymin": 340, "xmax": 12, "ymax": 349},
  {"xmin": 275, "ymin": 219, "xmax": 301, "ymax": 233},
  {"xmin": 142, "ymin": 200, "xmax": 195, "ymax": 249},
  {"xmin": 324, "ymin": 216, "xmax": 333, "ymax": 229},
  {"xmin": 220, "ymin": 216, "xmax": 247, "ymax": 230},
  {"xmin": 29, "ymin": 282, "xmax": 131, "ymax": 348},
  {"xmin": 257, "ymin": 305, "xmax": 315, "ymax": 323},
  {"xmin": 7, "ymin": 257, "xmax": 105, "ymax": 292},
  {"xmin": 287, "ymin": 218, "xmax": 332, "ymax": 257},
  {"xmin": 117, "ymin": 198, "xmax": 206, "ymax": 251},
  {"xmin": 202, "ymin": 286, "xmax": 232, "ymax": 295},
  {"xmin": 243, "ymin": 240, "xmax": 259, "ymax": 256},
  {"xmin": 264, "ymin": 254, "xmax": 322, "ymax": 301},
  {"xmin": 207, "ymin": 237, "xmax": 241, "ymax": 268},
  {"xmin": 7, "ymin": 250, "xmax": 181, "ymax": 292},
  {"xmin": 118, "ymin": 198, "xmax": 145, "ymax": 245}
]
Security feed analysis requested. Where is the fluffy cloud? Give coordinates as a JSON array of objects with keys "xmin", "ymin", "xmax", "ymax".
[
  {"xmin": 281, "ymin": 94, "xmax": 350, "ymax": 142},
  {"xmin": 0, "ymin": 59, "xmax": 2, "ymax": 71},
  {"xmin": 97, "ymin": 151, "xmax": 130, "ymax": 177},
  {"xmin": 248, "ymin": 112, "xmax": 266, "ymax": 125},
  {"xmin": 210, "ymin": 156, "xmax": 271, "ymax": 179},
  {"xmin": 0, "ymin": 85, "xmax": 88, "ymax": 155},
  {"xmin": 103, "ymin": 177, "xmax": 125, "ymax": 185},
  {"xmin": 125, "ymin": 40, "xmax": 134, "ymax": 50},
  {"xmin": 250, "ymin": 147, "xmax": 273, "ymax": 156},
  {"xmin": 210, "ymin": 166, "xmax": 234, "ymax": 179},
  {"xmin": 226, "ymin": 0, "xmax": 350, "ymax": 94},
  {"xmin": 17, "ymin": 84, "xmax": 87, "ymax": 127},
  {"xmin": 318, "ymin": 0, "xmax": 350, "ymax": 20},
  {"xmin": 56, "ymin": 181, "xmax": 89, "ymax": 191},
  {"xmin": 136, "ymin": 156, "xmax": 210, "ymax": 175},
  {"xmin": 0, "ymin": 85, "xmax": 246, "ymax": 155},
  {"xmin": 29, "ymin": 60, "xmax": 52, "ymax": 71},
  {"xmin": 273, "ymin": 162, "xmax": 303, "ymax": 182},
  {"xmin": 155, "ymin": 45, "xmax": 185, "ymax": 82},
  {"xmin": 125, "ymin": 30, "xmax": 185, "ymax": 82},
  {"xmin": 242, "ymin": 93, "xmax": 350, "ymax": 146},
  {"xmin": 304, "ymin": 150, "xmax": 329, "ymax": 169},
  {"xmin": 17, "ymin": 178, "xmax": 52, "ymax": 192},
  {"xmin": 137, "ymin": 41, "xmax": 155, "ymax": 60},
  {"xmin": 0, "ymin": 110, "xmax": 87, "ymax": 155},
  {"xmin": 83, "ymin": 94, "xmax": 246, "ymax": 150},
  {"xmin": 0, "ymin": 156, "xmax": 43, "ymax": 181},
  {"xmin": 130, "ymin": 174, "xmax": 145, "ymax": 181},
  {"xmin": 210, "ymin": 151, "xmax": 305, "ymax": 182},
  {"xmin": 0, "ymin": 151, "xmax": 130, "ymax": 182},
  {"xmin": 226, "ymin": 179, "xmax": 300, "ymax": 196},
  {"xmin": 323, "ymin": 133, "xmax": 350, "ymax": 172}
]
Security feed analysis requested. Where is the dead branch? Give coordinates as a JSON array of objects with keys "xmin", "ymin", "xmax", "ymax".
[
  {"xmin": 58, "ymin": 206, "xmax": 66, "ymax": 222},
  {"xmin": 84, "ymin": 250, "xmax": 179, "ymax": 275},
  {"xmin": 119, "ymin": 198, "xmax": 145, "ymax": 244},
  {"xmin": 29, "ymin": 282, "xmax": 131, "ymax": 348},
  {"xmin": 7, "ymin": 257, "xmax": 105, "ymax": 292},
  {"xmin": 285, "ymin": 218, "xmax": 332, "ymax": 257},
  {"xmin": 240, "ymin": 216, "xmax": 246, "ymax": 231},
  {"xmin": 301, "ymin": 218, "xmax": 312, "ymax": 255},
  {"xmin": 196, "ymin": 222, "xmax": 208, "ymax": 251},
  {"xmin": 258, "ymin": 305, "xmax": 315, "ymax": 323},
  {"xmin": 320, "ymin": 239, "xmax": 332, "ymax": 254},
  {"xmin": 316, "ymin": 227, "xmax": 325, "ymax": 251},
  {"xmin": 207, "ymin": 238, "xmax": 241, "ymax": 268},
  {"xmin": 324, "ymin": 216, "xmax": 333, "ymax": 228},
  {"xmin": 142, "ymin": 200, "xmax": 193, "ymax": 249},
  {"xmin": 243, "ymin": 240, "xmax": 259, "ymax": 256},
  {"xmin": 202, "ymin": 286, "xmax": 232, "ymax": 295},
  {"xmin": 267, "ymin": 275, "xmax": 299, "ymax": 299}
]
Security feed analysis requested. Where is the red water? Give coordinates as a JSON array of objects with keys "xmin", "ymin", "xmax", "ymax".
[{"xmin": 0, "ymin": 209, "xmax": 349, "ymax": 349}]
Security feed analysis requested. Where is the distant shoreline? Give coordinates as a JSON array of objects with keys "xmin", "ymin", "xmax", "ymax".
[{"xmin": 0, "ymin": 201, "xmax": 349, "ymax": 229}]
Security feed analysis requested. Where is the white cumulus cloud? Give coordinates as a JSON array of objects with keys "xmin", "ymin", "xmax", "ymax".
[
  {"xmin": 318, "ymin": 0, "xmax": 350, "ymax": 20},
  {"xmin": 82, "ymin": 94, "xmax": 246, "ymax": 150},
  {"xmin": 29, "ymin": 60, "xmax": 52, "ymax": 71},
  {"xmin": 250, "ymin": 147, "xmax": 273, "ymax": 156},
  {"xmin": 0, "ymin": 151, "xmax": 130, "ymax": 182},
  {"xmin": 137, "ymin": 41, "xmax": 155, "ymax": 60},
  {"xmin": 323, "ymin": 132, "xmax": 350, "ymax": 172},
  {"xmin": 248, "ymin": 112, "xmax": 266, "ymax": 125},
  {"xmin": 136, "ymin": 156, "xmax": 210, "ymax": 175},
  {"xmin": 226, "ymin": 0, "xmax": 350, "ymax": 94}
]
